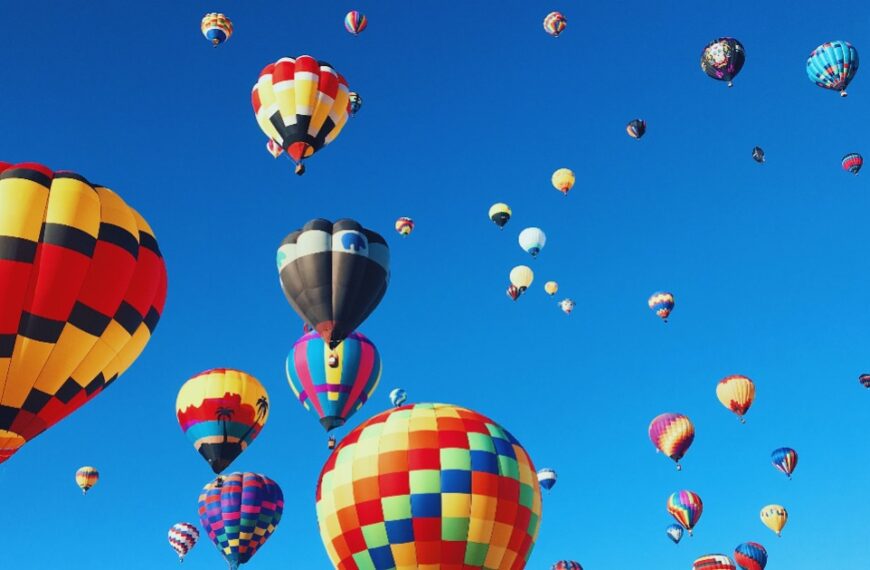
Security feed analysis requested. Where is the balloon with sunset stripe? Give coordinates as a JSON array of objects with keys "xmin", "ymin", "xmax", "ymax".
[
  {"xmin": 648, "ymin": 413, "xmax": 694, "ymax": 470},
  {"xmin": 344, "ymin": 10, "xmax": 367, "ymax": 35},
  {"xmin": 807, "ymin": 41, "xmax": 859, "ymax": 97},
  {"xmin": 716, "ymin": 375, "xmax": 755, "ymax": 423},
  {"xmin": 648, "ymin": 291, "xmax": 675, "ymax": 322},
  {"xmin": 198, "ymin": 472, "xmax": 284, "ymax": 570},
  {"xmin": 770, "ymin": 447, "xmax": 798, "ymax": 479},
  {"xmin": 168, "ymin": 522, "xmax": 199, "ymax": 562},
  {"xmin": 176, "ymin": 369, "xmax": 270, "ymax": 474},
  {"xmin": 252, "ymin": 56, "xmax": 351, "ymax": 175},
  {"xmin": 285, "ymin": 331, "xmax": 381, "ymax": 432},
  {"xmin": 200, "ymin": 13, "xmax": 233, "ymax": 46},
  {"xmin": 75, "ymin": 466, "xmax": 99, "ymax": 494},
  {"xmin": 667, "ymin": 490, "xmax": 703, "ymax": 535},
  {"xmin": 0, "ymin": 162, "xmax": 167, "ymax": 466},
  {"xmin": 842, "ymin": 153, "xmax": 863, "ymax": 174},
  {"xmin": 734, "ymin": 542, "xmax": 768, "ymax": 570},
  {"xmin": 693, "ymin": 554, "xmax": 736, "ymax": 569}
]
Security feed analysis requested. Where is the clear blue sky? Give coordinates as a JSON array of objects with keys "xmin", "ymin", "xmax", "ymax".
[{"xmin": 0, "ymin": 2, "xmax": 867, "ymax": 569}]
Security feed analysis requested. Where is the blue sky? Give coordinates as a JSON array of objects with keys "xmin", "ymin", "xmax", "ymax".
[{"xmin": 0, "ymin": 1, "xmax": 868, "ymax": 568}]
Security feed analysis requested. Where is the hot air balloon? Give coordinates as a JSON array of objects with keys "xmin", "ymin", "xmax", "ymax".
[
  {"xmin": 807, "ymin": 41, "xmax": 859, "ymax": 97},
  {"xmin": 538, "ymin": 468, "xmax": 557, "ymax": 491},
  {"xmin": 552, "ymin": 168, "xmax": 575, "ymax": 195},
  {"xmin": 201, "ymin": 13, "xmax": 233, "ymax": 46},
  {"xmin": 489, "ymin": 203, "xmax": 511, "ymax": 229},
  {"xmin": 627, "ymin": 119, "xmax": 646, "ymax": 139},
  {"xmin": 544, "ymin": 281, "xmax": 559, "ymax": 295},
  {"xmin": 649, "ymin": 413, "xmax": 694, "ymax": 470},
  {"xmin": 860, "ymin": 373, "xmax": 870, "ymax": 388},
  {"xmin": 348, "ymin": 92, "xmax": 362, "ymax": 117},
  {"xmin": 734, "ymin": 542, "xmax": 767, "ymax": 570},
  {"xmin": 666, "ymin": 524, "xmax": 683, "ymax": 544},
  {"xmin": 648, "ymin": 292, "xmax": 675, "ymax": 322},
  {"xmin": 701, "ymin": 37, "xmax": 746, "ymax": 87},
  {"xmin": 752, "ymin": 147, "xmax": 765, "ymax": 163},
  {"xmin": 286, "ymin": 331, "xmax": 381, "ymax": 432},
  {"xmin": 760, "ymin": 505, "xmax": 787, "ymax": 536},
  {"xmin": 519, "ymin": 227, "xmax": 547, "ymax": 258},
  {"xmin": 344, "ymin": 10, "xmax": 367, "ymax": 35},
  {"xmin": 668, "ymin": 490, "xmax": 703, "ymax": 535},
  {"xmin": 277, "ymin": 219, "xmax": 389, "ymax": 349},
  {"xmin": 716, "ymin": 375, "xmax": 755, "ymax": 423},
  {"xmin": 395, "ymin": 217, "xmax": 414, "ymax": 236},
  {"xmin": 842, "ymin": 153, "xmax": 863, "ymax": 174},
  {"xmin": 552, "ymin": 562, "xmax": 582, "ymax": 570},
  {"xmin": 543, "ymin": 12, "xmax": 567, "ymax": 37},
  {"xmin": 75, "ymin": 466, "xmax": 99, "ymax": 495},
  {"xmin": 770, "ymin": 447, "xmax": 798, "ymax": 479},
  {"xmin": 315, "ymin": 403, "xmax": 542, "ymax": 569},
  {"xmin": 176, "ymin": 369, "xmax": 270, "ymax": 475},
  {"xmin": 559, "ymin": 299, "xmax": 575, "ymax": 315},
  {"xmin": 0, "ymin": 162, "xmax": 167, "ymax": 466},
  {"xmin": 507, "ymin": 285, "xmax": 521, "ymax": 301},
  {"xmin": 199, "ymin": 472, "xmax": 284, "ymax": 570},
  {"xmin": 389, "ymin": 388, "xmax": 407, "ymax": 407},
  {"xmin": 252, "ymin": 56, "xmax": 351, "ymax": 175},
  {"xmin": 266, "ymin": 139, "xmax": 284, "ymax": 158},
  {"xmin": 168, "ymin": 523, "xmax": 200, "ymax": 562},
  {"xmin": 510, "ymin": 265, "xmax": 535, "ymax": 294},
  {"xmin": 694, "ymin": 554, "xmax": 736, "ymax": 570}
]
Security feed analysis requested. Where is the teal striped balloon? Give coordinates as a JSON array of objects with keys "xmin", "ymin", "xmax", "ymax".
[{"xmin": 807, "ymin": 41, "xmax": 859, "ymax": 96}]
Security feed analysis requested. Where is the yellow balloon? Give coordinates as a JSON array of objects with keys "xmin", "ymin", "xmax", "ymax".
[
  {"xmin": 760, "ymin": 504, "xmax": 788, "ymax": 536},
  {"xmin": 716, "ymin": 375, "xmax": 755, "ymax": 423},
  {"xmin": 510, "ymin": 265, "xmax": 534, "ymax": 290},
  {"xmin": 551, "ymin": 168, "xmax": 575, "ymax": 195},
  {"xmin": 544, "ymin": 281, "xmax": 559, "ymax": 295}
]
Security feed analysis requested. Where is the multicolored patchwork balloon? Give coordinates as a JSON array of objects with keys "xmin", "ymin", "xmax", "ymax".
[
  {"xmin": 842, "ymin": 153, "xmax": 863, "ymax": 174},
  {"xmin": 315, "ymin": 403, "xmax": 543, "ymax": 569},
  {"xmin": 75, "ymin": 466, "xmax": 99, "ymax": 495},
  {"xmin": 538, "ymin": 468, "xmax": 557, "ymax": 491},
  {"xmin": 344, "ymin": 10, "xmax": 368, "ymax": 35},
  {"xmin": 648, "ymin": 292, "xmax": 675, "ymax": 322},
  {"xmin": 168, "ymin": 522, "xmax": 199, "ymax": 562},
  {"xmin": 176, "ymin": 369, "xmax": 270, "ymax": 474},
  {"xmin": 198, "ymin": 472, "xmax": 284, "ymax": 570},
  {"xmin": 760, "ymin": 504, "xmax": 788, "ymax": 536},
  {"xmin": 770, "ymin": 447, "xmax": 798, "ymax": 479},
  {"xmin": 201, "ymin": 13, "xmax": 233, "ymax": 46},
  {"xmin": 552, "ymin": 562, "xmax": 582, "ymax": 570},
  {"xmin": 285, "ymin": 331, "xmax": 381, "ymax": 431},
  {"xmin": 694, "ymin": 554, "xmax": 736, "ymax": 569},
  {"xmin": 667, "ymin": 490, "xmax": 703, "ymax": 535},
  {"xmin": 666, "ymin": 523, "xmax": 683, "ymax": 544},
  {"xmin": 807, "ymin": 41, "xmax": 859, "ymax": 97},
  {"xmin": 543, "ymin": 12, "xmax": 567, "ymax": 37},
  {"xmin": 649, "ymin": 413, "xmax": 695, "ymax": 470},
  {"xmin": 716, "ymin": 375, "xmax": 755, "ymax": 423},
  {"xmin": 395, "ymin": 217, "xmax": 414, "ymax": 237},
  {"xmin": 734, "ymin": 542, "xmax": 767, "ymax": 570},
  {"xmin": 0, "ymin": 162, "xmax": 167, "ymax": 466},
  {"xmin": 701, "ymin": 37, "xmax": 745, "ymax": 87}
]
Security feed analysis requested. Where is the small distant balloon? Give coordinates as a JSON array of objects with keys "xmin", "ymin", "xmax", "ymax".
[
  {"xmin": 168, "ymin": 523, "xmax": 200, "ymax": 562},
  {"xmin": 627, "ymin": 119, "xmax": 646, "ymax": 139},
  {"xmin": 842, "ymin": 153, "xmax": 863, "ymax": 174},
  {"xmin": 716, "ymin": 375, "xmax": 755, "ymax": 423},
  {"xmin": 649, "ymin": 413, "xmax": 694, "ymax": 470},
  {"xmin": 348, "ymin": 92, "xmax": 362, "ymax": 117},
  {"xmin": 344, "ymin": 10, "xmax": 367, "ymax": 35},
  {"xmin": 734, "ymin": 541, "xmax": 768, "ymax": 570},
  {"xmin": 552, "ymin": 168, "xmax": 575, "ymax": 195},
  {"xmin": 752, "ymin": 146, "xmax": 765, "ymax": 163},
  {"xmin": 537, "ymin": 468, "xmax": 557, "ymax": 491},
  {"xmin": 666, "ymin": 524, "xmax": 683, "ymax": 544},
  {"xmin": 489, "ymin": 203, "xmax": 512, "ymax": 229},
  {"xmin": 395, "ymin": 217, "xmax": 414, "ymax": 236},
  {"xmin": 559, "ymin": 298, "xmax": 575, "ymax": 315},
  {"xmin": 510, "ymin": 265, "xmax": 534, "ymax": 291},
  {"xmin": 760, "ymin": 504, "xmax": 788, "ymax": 536},
  {"xmin": 648, "ymin": 292, "xmax": 675, "ymax": 322},
  {"xmin": 770, "ymin": 447, "xmax": 798, "ymax": 479},
  {"xmin": 519, "ymin": 227, "xmax": 547, "ymax": 258},
  {"xmin": 75, "ymin": 466, "xmax": 99, "ymax": 495},
  {"xmin": 543, "ymin": 12, "xmax": 567, "ymax": 37},
  {"xmin": 701, "ymin": 37, "xmax": 746, "ymax": 87},
  {"xmin": 551, "ymin": 562, "xmax": 582, "ymax": 570},
  {"xmin": 201, "ymin": 13, "xmax": 233, "ymax": 46},
  {"xmin": 389, "ymin": 388, "xmax": 407, "ymax": 408},
  {"xmin": 860, "ymin": 373, "xmax": 870, "ymax": 388},
  {"xmin": 807, "ymin": 41, "xmax": 859, "ymax": 97},
  {"xmin": 507, "ymin": 284, "xmax": 521, "ymax": 301},
  {"xmin": 545, "ymin": 281, "xmax": 559, "ymax": 295}
]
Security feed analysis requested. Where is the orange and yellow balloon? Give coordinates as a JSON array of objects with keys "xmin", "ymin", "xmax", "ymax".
[
  {"xmin": 551, "ymin": 168, "xmax": 575, "ymax": 195},
  {"xmin": 76, "ymin": 466, "xmax": 99, "ymax": 495},
  {"xmin": 716, "ymin": 375, "xmax": 755, "ymax": 423}
]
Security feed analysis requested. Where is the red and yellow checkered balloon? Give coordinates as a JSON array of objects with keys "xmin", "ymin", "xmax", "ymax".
[{"xmin": 315, "ymin": 403, "xmax": 543, "ymax": 569}]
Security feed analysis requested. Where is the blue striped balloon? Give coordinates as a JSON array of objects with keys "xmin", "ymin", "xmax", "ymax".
[
  {"xmin": 734, "ymin": 542, "xmax": 768, "ymax": 570},
  {"xmin": 770, "ymin": 447, "xmax": 798, "ymax": 479},
  {"xmin": 537, "ymin": 468, "xmax": 557, "ymax": 491},
  {"xmin": 807, "ymin": 41, "xmax": 859, "ymax": 96},
  {"xmin": 666, "ymin": 523, "xmax": 683, "ymax": 544}
]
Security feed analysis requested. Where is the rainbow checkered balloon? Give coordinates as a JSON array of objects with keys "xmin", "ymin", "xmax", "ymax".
[{"xmin": 315, "ymin": 403, "xmax": 543, "ymax": 569}]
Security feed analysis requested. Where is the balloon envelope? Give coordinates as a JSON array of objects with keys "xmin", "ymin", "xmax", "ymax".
[
  {"xmin": 701, "ymin": 37, "xmax": 745, "ymax": 86},
  {"xmin": 344, "ymin": 10, "xmax": 367, "ymax": 35},
  {"xmin": 666, "ymin": 524, "xmax": 683, "ymax": 544},
  {"xmin": 537, "ymin": 468, "xmax": 557, "ymax": 490},
  {"xmin": 518, "ymin": 227, "xmax": 546, "ymax": 258},
  {"xmin": 168, "ymin": 523, "xmax": 200, "ymax": 562},
  {"xmin": 649, "ymin": 413, "xmax": 694, "ymax": 468},
  {"xmin": 716, "ymin": 375, "xmax": 755, "ymax": 421},
  {"xmin": 510, "ymin": 265, "xmax": 534, "ymax": 290},
  {"xmin": 807, "ymin": 41, "xmax": 859, "ymax": 96},
  {"xmin": 551, "ymin": 168, "xmax": 575, "ymax": 194},
  {"xmin": 489, "ymin": 203, "xmax": 511, "ymax": 228},
  {"xmin": 667, "ymin": 490, "xmax": 703, "ymax": 533},
  {"xmin": 770, "ymin": 447, "xmax": 798, "ymax": 478},
  {"xmin": 648, "ymin": 292, "xmax": 674, "ymax": 321},
  {"xmin": 693, "ymin": 554, "xmax": 736, "ymax": 570},
  {"xmin": 389, "ymin": 388, "xmax": 407, "ymax": 407},
  {"xmin": 75, "ymin": 466, "xmax": 99, "ymax": 494},
  {"xmin": 842, "ymin": 153, "xmax": 863, "ymax": 174},
  {"xmin": 760, "ymin": 504, "xmax": 788, "ymax": 536},
  {"xmin": 734, "ymin": 542, "xmax": 767, "ymax": 570},
  {"xmin": 201, "ymin": 13, "xmax": 233, "ymax": 46},
  {"xmin": 543, "ymin": 12, "xmax": 567, "ymax": 37}
]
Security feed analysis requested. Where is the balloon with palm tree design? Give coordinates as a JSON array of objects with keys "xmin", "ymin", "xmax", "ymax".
[{"xmin": 176, "ymin": 369, "xmax": 270, "ymax": 474}]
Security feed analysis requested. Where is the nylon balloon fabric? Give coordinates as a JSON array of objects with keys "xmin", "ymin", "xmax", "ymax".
[
  {"xmin": 716, "ymin": 375, "xmax": 755, "ymax": 421},
  {"xmin": 693, "ymin": 554, "xmax": 736, "ymax": 569},
  {"xmin": 315, "ymin": 403, "xmax": 543, "ymax": 569},
  {"xmin": 277, "ymin": 218, "xmax": 389, "ymax": 350},
  {"xmin": 75, "ymin": 466, "xmax": 99, "ymax": 494},
  {"xmin": 770, "ymin": 447, "xmax": 798, "ymax": 479},
  {"xmin": 198, "ymin": 472, "xmax": 284, "ymax": 570},
  {"xmin": 648, "ymin": 413, "xmax": 694, "ymax": 468},
  {"xmin": 201, "ymin": 13, "xmax": 232, "ymax": 46},
  {"xmin": 168, "ymin": 522, "xmax": 199, "ymax": 562},
  {"xmin": 0, "ymin": 162, "xmax": 167, "ymax": 465},
  {"xmin": 807, "ymin": 41, "xmax": 859, "ymax": 96},
  {"xmin": 734, "ymin": 542, "xmax": 767, "ymax": 570},
  {"xmin": 667, "ymin": 490, "xmax": 703, "ymax": 534},
  {"xmin": 700, "ymin": 37, "xmax": 745, "ymax": 86}
]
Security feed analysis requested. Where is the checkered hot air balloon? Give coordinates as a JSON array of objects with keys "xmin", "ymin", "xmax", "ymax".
[
  {"xmin": 807, "ymin": 41, "xmax": 859, "ymax": 97},
  {"xmin": 285, "ymin": 331, "xmax": 381, "ymax": 432},
  {"xmin": 701, "ymin": 37, "xmax": 746, "ymax": 87},
  {"xmin": 0, "ymin": 162, "xmax": 167, "ymax": 466},
  {"xmin": 648, "ymin": 413, "xmax": 694, "ymax": 470},
  {"xmin": 716, "ymin": 375, "xmax": 755, "ymax": 423},
  {"xmin": 198, "ymin": 472, "xmax": 284, "ymax": 570},
  {"xmin": 667, "ymin": 490, "xmax": 703, "ymax": 535},
  {"xmin": 842, "ymin": 153, "xmax": 863, "ymax": 174},
  {"xmin": 770, "ymin": 447, "xmax": 798, "ymax": 479},
  {"xmin": 734, "ymin": 542, "xmax": 768, "ymax": 570},
  {"xmin": 693, "ymin": 554, "xmax": 736, "ymax": 569},
  {"xmin": 315, "ymin": 403, "xmax": 543, "ymax": 569},
  {"xmin": 648, "ymin": 291, "xmax": 675, "ymax": 322},
  {"xmin": 75, "ymin": 466, "xmax": 99, "ymax": 494},
  {"xmin": 168, "ymin": 523, "xmax": 199, "ymax": 562},
  {"xmin": 252, "ymin": 56, "xmax": 351, "ymax": 175},
  {"xmin": 344, "ymin": 10, "xmax": 367, "ymax": 35},
  {"xmin": 201, "ymin": 13, "xmax": 233, "ymax": 47},
  {"xmin": 543, "ymin": 12, "xmax": 567, "ymax": 37}
]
